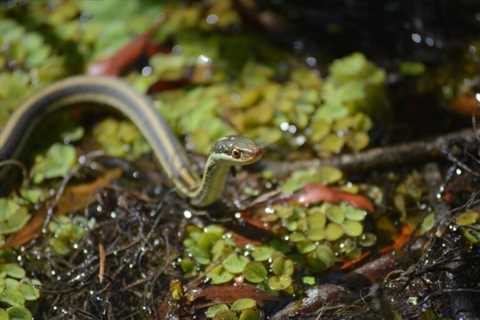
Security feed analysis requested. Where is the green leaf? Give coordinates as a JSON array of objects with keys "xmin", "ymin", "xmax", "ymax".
[
  {"xmin": 207, "ymin": 266, "xmax": 234, "ymax": 285},
  {"xmin": 213, "ymin": 310, "xmax": 236, "ymax": 320},
  {"xmin": 313, "ymin": 103, "xmax": 348, "ymax": 121},
  {"xmin": 93, "ymin": 119, "xmax": 151, "ymax": 160},
  {"xmin": 18, "ymin": 282, "xmax": 39, "ymax": 301},
  {"xmin": 239, "ymin": 309, "xmax": 260, "ymax": 320},
  {"xmin": 296, "ymin": 241, "xmax": 317, "ymax": 254},
  {"xmin": 326, "ymin": 205, "xmax": 345, "ymax": 224},
  {"xmin": 271, "ymin": 257, "xmax": 294, "ymax": 277},
  {"xmin": 0, "ymin": 200, "xmax": 29, "ymax": 235},
  {"xmin": 419, "ymin": 213, "xmax": 435, "ymax": 235},
  {"xmin": 0, "ymin": 278, "xmax": 5, "ymax": 295},
  {"xmin": 180, "ymin": 258, "xmax": 195, "ymax": 274},
  {"xmin": 19, "ymin": 188, "xmax": 45, "ymax": 204},
  {"xmin": 251, "ymin": 246, "xmax": 274, "ymax": 262},
  {"xmin": 290, "ymin": 232, "xmax": 306, "ymax": 242},
  {"xmin": 274, "ymin": 206, "xmax": 293, "ymax": 219},
  {"xmin": 399, "ymin": 62, "xmax": 425, "ymax": 76},
  {"xmin": 342, "ymin": 221, "xmax": 363, "ymax": 237},
  {"xmin": 307, "ymin": 208, "xmax": 327, "ymax": 229},
  {"xmin": 456, "ymin": 211, "xmax": 479, "ymax": 226},
  {"xmin": 206, "ymin": 304, "xmax": 230, "ymax": 318},
  {"xmin": 0, "ymin": 308, "xmax": 8, "ymax": 320},
  {"xmin": 268, "ymin": 274, "xmax": 292, "ymax": 291},
  {"xmin": 358, "ymin": 233, "xmax": 377, "ymax": 247},
  {"xmin": 31, "ymin": 143, "xmax": 76, "ymax": 184},
  {"xmin": 302, "ymin": 276, "xmax": 316, "ymax": 285},
  {"xmin": 211, "ymin": 240, "xmax": 232, "ymax": 261},
  {"xmin": 307, "ymin": 245, "xmax": 335, "ymax": 272},
  {"xmin": 222, "ymin": 253, "xmax": 249, "ymax": 274},
  {"xmin": 0, "ymin": 265, "xmax": 25, "ymax": 280},
  {"xmin": 231, "ymin": 298, "xmax": 256, "ymax": 311},
  {"xmin": 325, "ymin": 223, "xmax": 344, "ymax": 241},
  {"xmin": 61, "ymin": 126, "xmax": 84, "ymax": 143},
  {"xmin": 281, "ymin": 166, "xmax": 343, "ymax": 193},
  {"xmin": 7, "ymin": 306, "xmax": 32, "ymax": 320},
  {"xmin": 343, "ymin": 204, "xmax": 367, "ymax": 221},
  {"xmin": 0, "ymin": 279, "xmax": 24, "ymax": 307},
  {"xmin": 243, "ymin": 262, "xmax": 267, "ymax": 284}
]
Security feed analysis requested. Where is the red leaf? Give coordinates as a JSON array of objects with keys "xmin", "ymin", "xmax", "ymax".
[
  {"xmin": 291, "ymin": 183, "xmax": 375, "ymax": 212},
  {"xmin": 191, "ymin": 284, "xmax": 277, "ymax": 305}
]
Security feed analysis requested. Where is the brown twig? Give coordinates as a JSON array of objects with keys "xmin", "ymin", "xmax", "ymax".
[
  {"xmin": 264, "ymin": 128, "xmax": 480, "ymax": 177},
  {"xmin": 98, "ymin": 243, "xmax": 106, "ymax": 284}
]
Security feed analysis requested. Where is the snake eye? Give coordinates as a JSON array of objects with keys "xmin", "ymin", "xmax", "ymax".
[{"xmin": 231, "ymin": 148, "xmax": 241, "ymax": 159}]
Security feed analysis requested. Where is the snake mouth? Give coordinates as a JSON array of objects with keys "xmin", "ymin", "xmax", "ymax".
[{"xmin": 244, "ymin": 147, "xmax": 264, "ymax": 164}]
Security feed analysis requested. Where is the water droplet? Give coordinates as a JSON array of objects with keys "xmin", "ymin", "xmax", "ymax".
[
  {"xmin": 265, "ymin": 206, "xmax": 275, "ymax": 214},
  {"xmin": 411, "ymin": 33, "xmax": 422, "ymax": 43},
  {"xmin": 425, "ymin": 36, "xmax": 434, "ymax": 47},
  {"xmin": 407, "ymin": 296, "xmax": 418, "ymax": 305},
  {"xmin": 197, "ymin": 54, "xmax": 211, "ymax": 64},
  {"xmin": 280, "ymin": 122, "xmax": 289, "ymax": 131},
  {"xmin": 295, "ymin": 135, "xmax": 306, "ymax": 146},
  {"xmin": 141, "ymin": 66, "xmax": 153, "ymax": 76},
  {"xmin": 183, "ymin": 210, "xmax": 192, "ymax": 219},
  {"xmin": 306, "ymin": 56, "xmax": 317, "ymax": 67},
  {"xmin": 288, "ymin": 124, "xmax": 297, "ymax": 134},
  {"xmin": 206, "ymin": 14, "xmax": 218, "ymax": 25}
]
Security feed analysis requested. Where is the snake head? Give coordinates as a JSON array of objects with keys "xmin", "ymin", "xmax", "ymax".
[{"xmin": 212, "ymin": 135, "xmax": 263, "ymax": 165}]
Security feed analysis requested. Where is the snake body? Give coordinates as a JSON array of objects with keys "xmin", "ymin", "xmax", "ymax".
[{"xmin": 0, "ymin": 76, "xmax": 262, "ymax": 207}]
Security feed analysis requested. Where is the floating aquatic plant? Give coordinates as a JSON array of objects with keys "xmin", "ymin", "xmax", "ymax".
[{"xmin": 93, "ymin": 118, "xmax": 151, "ymax": 160}]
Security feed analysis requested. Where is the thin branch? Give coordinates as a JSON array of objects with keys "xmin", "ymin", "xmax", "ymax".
[{"xmin": 264, "ymin": 128, "xmax": 479, "ymax": 176}]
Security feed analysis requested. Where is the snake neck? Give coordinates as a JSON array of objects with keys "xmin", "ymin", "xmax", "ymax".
[{"xmin": 189, "ymin": 155, "xmax": 231, "ymax": 207}]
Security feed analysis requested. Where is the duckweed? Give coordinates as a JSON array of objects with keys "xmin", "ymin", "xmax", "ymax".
[
  {"xmin": 0, "ymin": 263, "xmax": 40, "ymax": 320},
  {"xmin": 261, "ymin": 200, "xmax": 374, "ymax": 271},
  {"xmin": 48, "ymin": 216, "xmax": 92, "ymax": 255},
  {"xmin": 93, "ymin": 118, "xmax": 151, "ymax": 160},
  {"xmin": 455, "ymin": 210, "xmax": 480, "ymax": 244},
  {"xmin": 206, "ymin": 299, "xmax": 260, "ymax": 320},
  {"xmin": 31, "ymin": 143, "xmax": 76, "ymax": 184}
]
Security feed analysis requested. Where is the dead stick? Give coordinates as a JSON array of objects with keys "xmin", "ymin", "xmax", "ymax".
[
  {"xmin": 98, "ymin": 243, "xmax": 106, "ymax": 284},
  {"xmin": 264, "ymin": 128, "xmax": 479, "ymax": 176}
]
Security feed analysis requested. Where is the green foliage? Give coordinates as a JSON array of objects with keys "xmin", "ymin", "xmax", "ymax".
[
  {"xmin": 456, "ymin": 211, "xmax": 479, "ymax": 226},
  {"xmin": 0, "ymin": 199, "xmax": 29, "ymax": 239},
  {"xmin": 399, "ymin": 62, "xmax": 426, "ymax": 76},
  {"xmin": 455, "ymin": 210, "xmax": 480, "ymax": 244},
  {"xmin": 152, "ymin": 47, "xmax": 385, "ymax": 158},
  {"xmin": 93, "ymin": 118, "xmax": 151, "ymax": 160},
  {"xmin": 48, "ymin": 216, "xmax": 91, "ymax": 255},
  {"xmin": 281, "ymin": 166, "xmax": 343, "ymax": 194},
  {"xmin": 419, "ymin": 213, "xmax": 435, "ymax": 235},
  {"xmin": 0, "ymin": 19, "xmax": 65, "ymax": 126},
  {"xmin": 258, "ymin": 201, "xmax": 373, "ymax": 271},
  {"xmin": 243, "ymin": 261, "xmax": 267, "ymax": 284},
  {"xmin": 206, "ymin": 299, "xmax": 259, "ymax": 320},
  {"xmin": 222, "ymin": 253, "xmax": 249, "ymax": 274},
  {"xmin": 0, "ymin": 263, "xmax": 40, "ymax": 320},
  {"xmin": 302, "ymin": 276, "xmax": 316, "ymax": 285},
  {"xmin": 393, "ymin": 171, "xmax": 427, "ymax": 221},
  {"xmin": 181, "ymin": 225, "xmax": 296, "ymax": 292},
  {"xmin": 31, "ymin": 143, "xmax": 76, "ymax": 184}
]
